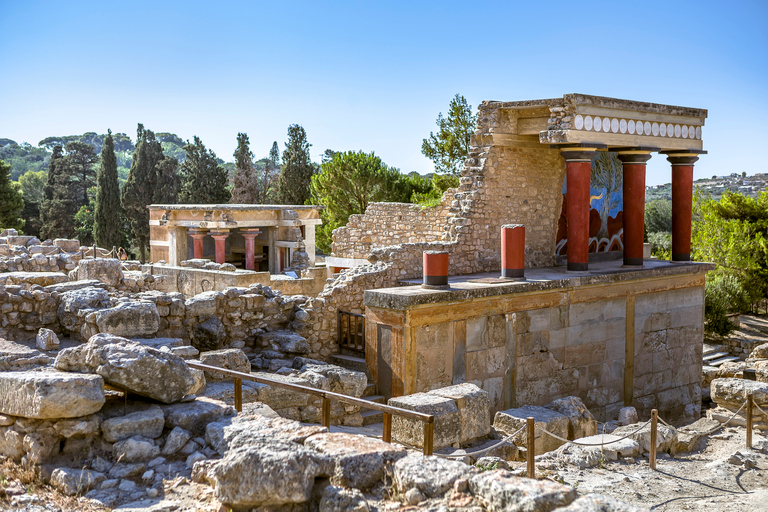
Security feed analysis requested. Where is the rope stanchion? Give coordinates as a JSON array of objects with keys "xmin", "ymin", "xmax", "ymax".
[
  {"xmin": 755, "ymin": 402, "xmax": 768, "ymax": 416},
  {"xmin": 747, "ymin": 394, "xmax": 753, "ymax": 449},
  {"xmin": 650, "ymin": 409, "xmax": 658, "ymax": 470},
  {"xmin": 527, "ymin": 417, "xmax": 535, "ymax": 479},
  {"xmin": 539, "ymin": 418, "xmax": 653, "ymax": 446},
  {"xmin": 661, "ymin": 401, "xmax": 747, "ymax": 438}
]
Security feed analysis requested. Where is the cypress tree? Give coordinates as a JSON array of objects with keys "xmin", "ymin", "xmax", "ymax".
[
  {"xmin": 230, "ymin": 132, "xmax": 258, "ymax": 203},
  {"xmin": 154, "ymin": 156, "xmax": 180, "ymax": 204},
  {"xmin": 94, "ymin": 129, "xmax": 122, "ymax": 249},
  {"xmin": 40, "ymin": 146, "xmax": 77, "ymax": 240},
  {"xmin": 178, "ymin": 136, "xmax": 230, "ymax": 204},
  {"xmin": 0, "ymin": 159, "xmax": 24, "ymax": 231},
  {"xmin": 65, "ymin": 141, "xmax": 98, "ymax": 206},
  {"xmin": 278, "ymin": 125, "xmax": 314, "ymax": 205}
]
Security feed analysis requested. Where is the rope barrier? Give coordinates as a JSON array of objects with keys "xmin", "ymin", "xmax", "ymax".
[
  {"xmin": 538, "ymin": 418, "xmax": 653, "ymax": 447},
  {"xmin": 660, "ymin": 401, "xmax": 747, "ymax": 438},
  {"xmin": 433, "ymin": 424, "xmax": 528, "ymax": 459},
  {"xmin": 754, "ymin": 402, "xmax": 768, "ymax": 417}
]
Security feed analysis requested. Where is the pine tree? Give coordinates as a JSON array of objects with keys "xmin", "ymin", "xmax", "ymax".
[
  {"xmin": 269, "ymin": 141, "xmax": 280, "ymax": 171},
  {"xmin": 178, "ymin": 136, "xmax": 230, "ymax": 204},
  {"xmin": 40, "ymin": 146, "xmax": 77, "ymax": 239},
  {"xmin": 65, "ymin": 141, "xmax": 99, "ymax": 206},
  {"xmin": 0, "ymin": 159, "xmax": 24, "ymax": 231},
  {"xmin": 421, "ymin": 94, "xmax": 477, "ymax": 176},
  {"xmin": 121, "ymin": 124, "xmax": 165, "ymax": 262},
  {"xmin": 94, "ymin": 129, "xmax": 122, "ymax": 249},
  {"xmin": 278, "ymin": 125, "xmax": 314, "ymax": 205},
  {"xmin": 230, "ymin": 132, "xmax": 259, "ymax": 203}
]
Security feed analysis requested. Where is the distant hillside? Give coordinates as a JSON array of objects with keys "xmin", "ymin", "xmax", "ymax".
[{"xmin": 646, "ymin": 172, "xmax": 768, "ymax": 202}]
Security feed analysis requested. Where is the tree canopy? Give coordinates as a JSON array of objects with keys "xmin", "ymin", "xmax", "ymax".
[
  {"xmin": 178, "ymin": 136, "xmax": 230, "ymax": 204},
  {"xmin": 0, "ymin": 159, "xmax": 24, "ymax": 231},
  {"xmin": 278, "ymin": 125, "xmax": 314, "ymax": 205},
  {"xmin": 40, "ymin": 146, "xmax": 77, "ymax": 240},
  {"xmin": 230, "ymin": 132, "xmax": 259, "ymax": 204},
  {"xmin": 94, "ymin": 130, "xmax": 122, "ymax": 249},
  {"xmin": 421, "ymin": 94, "xmax": 477, "ymax": 176}
]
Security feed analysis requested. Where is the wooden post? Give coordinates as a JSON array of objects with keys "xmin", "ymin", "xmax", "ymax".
[
  {"xmin": 234, "ymin": 378, "xmax": 242, "ymax": 412},
  {"xmin": 527, "ymin": 416, "xmax": 535, "ymax": 479},
  {"xmin": 321, "ymin": 397, "xmax": 331, "ymax": 428},
  {"xmin": 423, "ymin": 422, "xmax": 433, "ymax": 456},
  {"xmin": 383, "ymin": 413, "xmax": 392, "ymax": 443},
  {"xmin": 747, "ymin": 394, "xmax": 753, "ymax": 449},
  {"xmin": 650, "ymin": 409, "xmax": 658, "ymax": 470}
]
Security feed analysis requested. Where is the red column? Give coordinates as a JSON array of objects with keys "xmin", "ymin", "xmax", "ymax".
[
  {"xmin": 561, "ymin": 149, "xmax": 599, "ymax": 271},
  {"xmin": 663, "ymin": 152, "xmax": 702, "ymax": 261},
  {"xmin": 422, "ymin": 250, "xmax": 449, "ymax": 288},
  {"xmin": 211, "ymin": 231, "xmax": 230, "ymax": 264},
  {"xmin": 501, "ymin": 224, "xmax": 525, "ymax": 278},
  {"xmin": 241, "ymin": 229, "xmax": 261, "ymax": 270},
  {"xmin": 617, "ymin": 151, "xmax": 653, "ymax": 266},
  {"xmin": 189, "ymin": 229, "xmax": 207, "ymax": 259}
]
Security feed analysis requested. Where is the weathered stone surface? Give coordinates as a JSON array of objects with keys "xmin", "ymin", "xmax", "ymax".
[
  {"xmin": 711, "ymin": 378, "xmax": 768, "ymax": 407},
  {"xmin": 200, "ymin": 380, "xmax": 263, "ymax": 404},
  {"xmin": 23, "ymin": 431, "xmax": 59, "ymax": 464},
  {"xmin": 190, "ymin": 316, "xmax": 226, "ymax": 351},
  {"xmin": 394, "ymin": 454, "xmax": 476, "ymax": 498},
  {"xmin": 101, "ymin": 405, "xmax": 165, "ymax": 443},
  {"xmin": 320, "ymin": 485, "xmax": 369, "ymax": 512},
  {"xmin": 185, "ymin": 291, "xmax": 220, "ymax": 317},
  {"xmin": 675, "ymin": 417, "xmax": 721, "ymax": 452},
  {"xmin": 188, "ymin": 368, "xmax": 206, "ymax": 395},
  {"xmin": 258, "ymin": 330, "xmax": 310, "ymax": 354},
  {"xmin": 75, "ymin": 258, "xmax": 123, "ymax": 286},
  {"xmin": 199, "ymin": 349, "xmax": 251, "ymax": 380},
  {"xmin": 749, "ymin": 342, "xmax": 768, "ymax": 361},
  {"xmin": 254, "ymin": 372, "xmax": 312, "ymax": 408},
  {"xmin": 0, "ymin": 427, "xmax": 24, "ymax": 461},
  {"xmin": 206, "ymin": 414, "xmax": 327, "ymax": 456},
  {"xmin": 298, "ymin": 361, "xmax": 367, "ymax": 396},
  {"xmin": 389, "ymin": 393, "xmax": 461, "ymax": 450},
  {"xmin": 0, "ymin": 340, "xmax": 52, "ymax": 371},
  {"xmin": 54, "ymin": 415, "xmax": 100, "ymax": 438},
  {"xmin": 113, "ymin": 436, "xmax": 160, "ymax": 462},
  {"xmin": 469, "ymin": 470, "xmax": 577, "ymax": 511},
  {"xmin": 162, "ymin": 426, "xmax": 192, "ymax": 456},
  {"xmin": 57, "ymin": 287, "xmax": 111, "ymax": 334},
  {"xmin": 240, "ymin": 401, "xmax": 280, "ymax": 418},
  {"xmin": 475, "ymin": 456, "xmax": 510, "ymax": 471},
  {"xmin": 36, "ymin": 328, "xmax": 60, "ymax": 351},
  {"xmin": 546, "ymin": 396, "xmax": 597, "ymax": 440},
  {"xmin": 210, "ymin": 441, "xmax": 333, "ymax": 507},
  {"xmin": 613, "ymin": 422, "xmax": 677, "ymax": 454},
  {"xmin": 618, "ymin": 406, "xmax": 639, "ymax": 426},
  {"xmin": 54, "ymin": 333, "xmax": 197, "ymax": 404},
  {"xmin": 51, "ymin": 467, "xmax": 105, "ymax": 495},
  {"xmin": 428, "ymin": 383, "xmax": 490, "ymax": 442},
  {"xmin": 53, "ymin": 238, "xmax": 81, "ymax": 253},
  {"xmin": 304, "ymin": 432, "xmax": 407, "ymax": 489},
  {"xmin": 494, "ymin": 405, "xmax": 570, "ymax": 454},
  {"xmin": 0, "ymin": 371, "xmax": 104, "ymax": 419},
  {"xmin": 95, "ymin": 301, "xmax": 160, "ymax": 337},
  {"xmin": 542, "ymin": 434, "xmax": 641, "ymax": 469},
  {"xmin": 4, "ymin": 271, "xmax": 68, "ymax": 287},
  {"xmin": 556, "ymin": 493, "xmax": 648, "ymax": 512},
  {"xmin": 163, "ymin": 397, "xmax": 236, "ymax": 435}
]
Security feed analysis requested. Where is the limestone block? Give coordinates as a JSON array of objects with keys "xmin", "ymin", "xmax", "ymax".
[
  {"xmin": 95, "ymin": 301, "xmax": 160, "ymax": 337},
  {"xmin": 51, "ymin": 468, "xmax": 105, "ymax": 495},
  {"xmin": 394, "ymin": 454, "xmax": 476, "ymax": 498},
  {"xmin": 5, "ymin": 271, "xmax": 68, "ymax": 287},
  {"xmin": 191, "ymin": 316, "xmax": 226, "ymax": 351},
  {"xmin": 545, "ymin": 396, "xmax": 597, "ymax": 439},
  {"xmin": 428, "ymin": 383, "xmax": 490, "ymax": 442},
  {"xmin": 468, "ymin": 471, "xmax": 577, "ymax": 512},
  {"xmin": 257, "ymin": 330, "xmax": 310, "ymax": 355},
  {"xmin": 53, "ymin": 238, "xmax": 81, "ymax": 253},
  {"xmin": 75, "ymin": 258, "xmax": 122, "ymax": 286},
  {"xmin": 557, "ymin": 494, "xmax": 648, "ymax": 512},
  {"xmin": 254, "ymin": 372, "xmax": 311, "ymax": 409},
  {"xmin": 612, "ymin": 421, "xmax": 677, "ymax": 454},
  {"xmin": 162, "ymin": 426, "xmax": 192, "ymax": 456},
  {"xmin": 749, "ymin": 342, "xmax": 768, "ymax": 361},
  {"xmin": 101, "ymin": 405, "xmax": 165, "ymax": 442},
  {"xmin": 711, "ymin": 378, "xmax": 768, "ymax": 407},
  {"xmin": 36, "ymin": 328, "xmax": 60, "ymax": 351},
  {"xmin": 6, "ymin": 235, "xmax": 35, "ymax": 247},
  {"xmin": 57, "ymin": 287, "xmax": 111, "ymax": 334},
  {"xmin": 0, "ymin": 427, "xmax": 24, "ymax": 461},
  {"xmin": 0, "ymin": 371, "xmax": 104, "ymax": 419},
  {"xmin": 113, "ymin": 435, "xmax": 160, "ymax": 462},
  {"xmin": 304, "ymin": 432, "xmax": 407, "ymax": 489},
  {"xmin": 199, "ymin": 349, "xmax": 251, "ymax": 381},
  {"xmin": 297, "ymin": 361, "xmax": 367, "ymax": 396},
  {"xmin": 388, "ymin": 393, "xmax": 461, "ymax": 450},
  {"xmin": 0, "ymin": 340, "xmax": 52, "ymax": 371},
  {"xmin": 54, "ymin": 333, "xmax": 197, "ymax": 404},
  {"xmin": 185, "ymin": 291, "xmax": 221, "ymax": 317},
  {"xmin": 163, "ymin": 397, "xmax": 236, "ymax": 435},
  {"xmin": 542, "ymin": 434, "xmax": 640, "ymax": 469},
  {"xmin": 493, "ymin": 405, "xmax": 569, "ymax": 454}
]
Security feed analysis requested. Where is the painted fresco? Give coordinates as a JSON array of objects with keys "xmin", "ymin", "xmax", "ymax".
[{"xmin": 555, "ymin": 151, "xmax": 623, "ymax": 256}]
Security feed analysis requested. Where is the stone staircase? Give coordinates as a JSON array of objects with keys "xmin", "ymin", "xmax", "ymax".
[
  {"xmin": 331, "ymin": 352, "xmax": 385, "ymax": 426},
  {"xmin": 702, "ymin": 343, "xmax": 739, "ymax": 373}
]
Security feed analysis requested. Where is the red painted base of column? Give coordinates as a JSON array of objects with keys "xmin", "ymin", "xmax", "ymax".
[
  {"xmin": 190, "ymin": 231, "xmax": 207, "ymax": 259},
  {"xmin": 423, "ymin": 251, "xmax": 449, "ymax": 288},
  {"xmin": 672, "ymin": 165, "xmax": 694, "ymax": 261},
  {"xmin": 211, "ymin": 233, "xmax": 229, "ymax": 264},
  {"xmin": 501, "ymin": 224, "xmax": 525, "ymax": 278}
]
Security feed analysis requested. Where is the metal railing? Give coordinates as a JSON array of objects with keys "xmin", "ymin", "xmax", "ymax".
[
  {"xmin": 338, "ymin": 310, "xmax": 365, "ymax": 354},
  {"xmin": 186, "ymin": 361, "xmax": 436, "ymax": 455}
]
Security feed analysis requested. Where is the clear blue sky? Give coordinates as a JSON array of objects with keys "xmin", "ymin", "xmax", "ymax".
[{"xmin": 1, "ymin": 0, "xmax": 766, "ymax": 186}]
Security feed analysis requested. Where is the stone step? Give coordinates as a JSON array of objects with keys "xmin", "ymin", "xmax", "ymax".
[
  {"xmin": 361, "ymin": 409, "xmax": 383, "ymax": 426},
  {"xmin": 362, "ymin": 382, "xmax": 378, "ymax": 398},
  {"xmin": 703, "ymin": 351, "xmax": 729, "ymax": 362},
  {"xmin": 330, "ymin": 353, "xmax": 368, "ymax": 375},
  {"xmin": 703, "ymin": 344, "xmax": 728, "ymax": 357},
  {"xmin": 364, "ymin": 394, "xmax": 386, "ymax": 405},
  {"xmin": 710, "ymin": 355, "xmax": 740, "ymax": 367}
]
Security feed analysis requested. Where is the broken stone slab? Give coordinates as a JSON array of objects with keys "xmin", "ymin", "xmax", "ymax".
[
  {"xmin": 257, "ymin": 330, "xmax": 310, "ymax": 355},
  {"xmin": 54, "ymin": 415, "xmax": 100, "ymax": 438},
  {"xmin": 468, "ymin": 470, "xmax": 578, "ymax": 511},
  {"xmin": 54, "ymin": 333, "xmax": 197, "ymax": 404},
  {"xmin": 75, "ymin": 257, "xmax": 123, "ymax": 286},
  {"xmin": 3, "ymin": 271, "xmax": 69, "ymax": 287},
  {"xmin": 304, "ymin": 432, "xmax": 407, "ymax": 489},
  {"xmin": 494, "ymin": 405, "xmax": 570, "ymax": 454},
  {"xmin": 612, "ymin": 421, "xmax": 677, "ymax": 454},
  {"xmin": 389, "ymin": 393, "xmax": 461, "ymax": 451},
  {"xmin": 253, "ymin": 372, "xmax": 312, "ymax": 409},
  {"xmin": 675, "ymin": 417, "xmax": 722, "ymax": 452},
  {"xmin": 711, "ymin": 378, "xmax": 768, "ymax": 407},
  {"xmin": 51, "ymin": 467, "xmax": 105, "ymax": 495},
  {"xmin": 748, "ymin": 342, "xmax": 768, "ymax": 361},
  {"xmin": 394, "ymin": 454, "xmax": 477, "ymax": 498},
  {"xmin": 162, "ymin": 427, "xmax": 192, "ymax": 456},
  {"xmin": 557, "ymin": 493, "xmax": 649, "ymax": 512},
  {"xmin": 200, "ymin": 380, "xmax": 264, "ymax": 405},
  {"xmin": 57, "ymin": 287, "xmax": 111, "ymax": 334},
  {"xmin": 0, "ymin": 371, "xmax": 105, "ymax": 419},
  {"xmin": 0, "ymin": 340, "xmax": 52, "ymax": 371},
  {"xmin": 190, "ymin": 316, "xmax": 226, "ymax": 351},
  {"xmin": 113, "ymin": 435, "xmax": 160, "ymax": 462},
  {"xmin": 319, "ymin": 485, "xmax": 369, "ymax": 512},
  {"xmin": 131, "ymin": 337, "xmax": 185, "ymax": 348},
  {"xmin": 210, "ymin": 440, "xmax": 333, "ymax": 507},
  {"xmin": 6, "ymin": 235, "xmax": 35, "ymax": 247},
  {"xmin": 540, "ymin": 434, "xmax": 641, "ymax": 469},
  {"xmin": 199, "ymin": 348, "xmax": 251, "ymax": 381},
  {"xmin": 618, "ymin": 406, "xmax": 639, "ymax": 426},
  {"xmin": 545, "ymin": 396, "xmax": 597, "ymax": 440},
  {"xmin": 184, "ymin": 291, "xmax": 221, "ymax": 317},
  {"xmin": 101, "ymin": 405, "xmax": 166, "ymax": 443},
  {"xmin": 169, "ymin": 346, "xmax": 199, "ymax": 359},
  {"xmin": 206, "ymin": 414, "xmax": 327, "ymax": 456},
  {"xmin": 428, "ymin": 383, "xmax": 490, "ymax": 443},
  {"xmin": 297, "ymin": 360, "xmax": 367, "ymax": 396},
  {"xmin": 95, "ymin": 301, "xmax": 161, "ymax": 337},
  {"xmin": 44, "ymin": 279, "xmax": 107, "ymax": 294},
  {"xmin": 163, "ymin": 397, "xmax": 236, "ymax": 435},
  {"xmin": 0, "ymin": 427, "xmax": 24, "ymax": 461},
  {"xmin": 36, "ymin": 328, "xmax": 59, "ymax": 351},
  {"xmin": 53, "ymin": 238, "xmax": 81, "ymax": 253}
]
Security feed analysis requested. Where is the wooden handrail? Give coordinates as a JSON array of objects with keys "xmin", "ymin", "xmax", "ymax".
[{"xmin": 187, "ymin": 361, "xmax": 435, "ymax": 454}]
